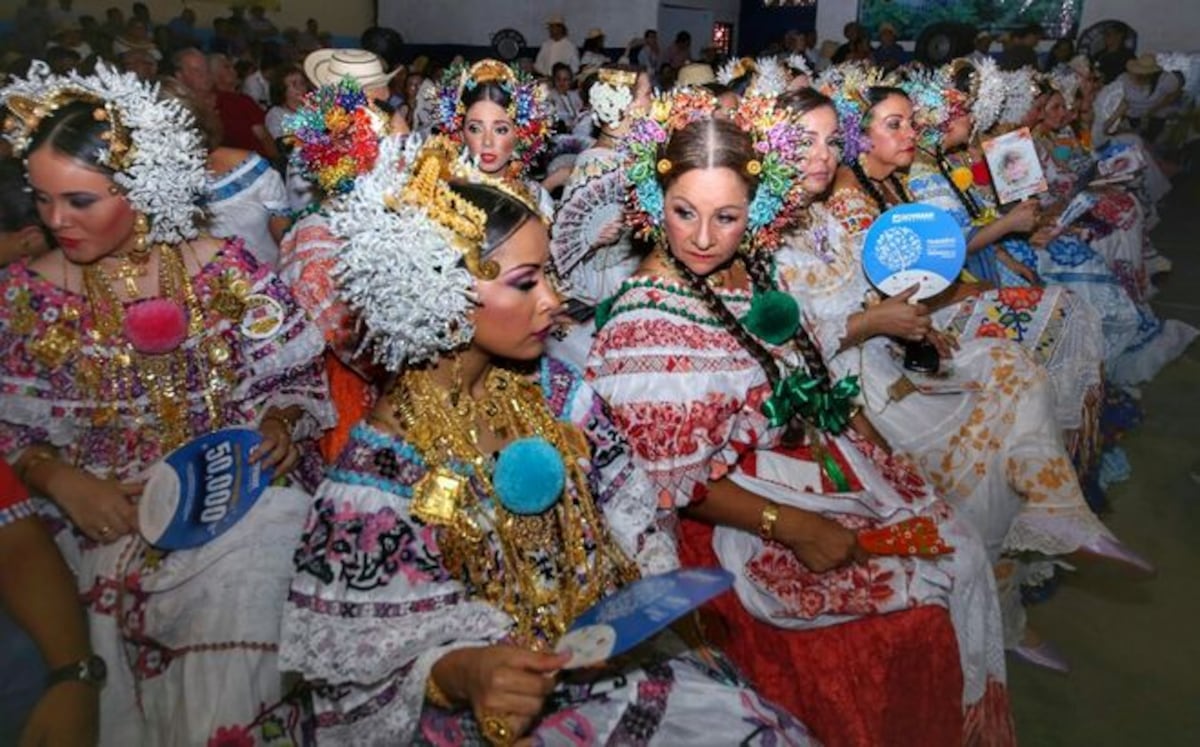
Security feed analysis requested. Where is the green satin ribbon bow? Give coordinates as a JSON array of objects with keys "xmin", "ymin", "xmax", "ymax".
[{"xmin": 762, "ymin": 369, "xmax": 861, "ymax": 435}]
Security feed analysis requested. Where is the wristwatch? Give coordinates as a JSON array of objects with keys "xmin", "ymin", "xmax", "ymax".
[{"xmin": 45, "ymin": 654, "xmax": 107, "ymax": 688}]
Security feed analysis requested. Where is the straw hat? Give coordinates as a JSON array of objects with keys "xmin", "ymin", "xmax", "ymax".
[
  {"xmin": 1126, "ymin": 53, "xmax": 1162, "ymax": 75},
  {"xmin": 675, "ymin": 62, "xmax": 716, "ymax": 87},
  {"xmin": 546, "ymin": 14, "xmax": 566, "ymax": 27},
  {"xmin": 304, "ymin": 48, "xmax": 399, "ymax": 89},
  {"xmin": 586, "ymin": 28, "xmax": 604, "ymax": 40}
]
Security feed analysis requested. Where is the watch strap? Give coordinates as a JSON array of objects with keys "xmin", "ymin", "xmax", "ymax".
[{"xmin": 45, "ymin": 654, "xmax": 107, "ymax": 688}]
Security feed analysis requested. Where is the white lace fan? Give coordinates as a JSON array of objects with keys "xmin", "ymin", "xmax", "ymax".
[{"xmin": 550, "ymin": 162, "xmax": 629, "ymax": 305}]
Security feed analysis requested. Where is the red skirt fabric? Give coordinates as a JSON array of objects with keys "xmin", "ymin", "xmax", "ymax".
[
  {"xmin": 318, "ymin": 353, "xmax": 376, "ymax": 463},
  {"xmin": 680, "ymin": 518, "xmax": 965, "ymax": 747}
]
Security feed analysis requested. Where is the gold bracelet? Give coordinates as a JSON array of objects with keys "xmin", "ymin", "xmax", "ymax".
[
  {"xmin": 262, "ymin": 410, "xmax": 299, "ymax": 433},
  {"xmin": 424, "ymin": 674, "xmax": 455, "ymax": 710},
  {"xmin": 16, "ymin": 445, "xmax": 59, "ymax": 484},
  {"xmin": 758, "ymin": 502, "xmax": 780, "ymax": 541}
]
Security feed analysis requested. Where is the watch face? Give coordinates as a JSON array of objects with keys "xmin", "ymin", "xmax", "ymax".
[{"xmin": 83, "ymin": 655, "xmax": 107, "ymax": 682}]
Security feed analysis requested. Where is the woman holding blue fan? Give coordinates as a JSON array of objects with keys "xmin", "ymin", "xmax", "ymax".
[
  {"xmin": 280, "ymin": 134, "xmax": 815, "ymax": 746},
  {"xmin": 807, "ymin": 64, "xmax": 1152, "ymax": 672},
  {"xmin": 0, "ymin": 64, "xmax": 334, "ymax": 743}
]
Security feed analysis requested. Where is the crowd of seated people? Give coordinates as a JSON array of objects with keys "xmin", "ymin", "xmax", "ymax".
[{"xmin": 1, "ymin": 4, "xmax": 1196, "ymax": 745}]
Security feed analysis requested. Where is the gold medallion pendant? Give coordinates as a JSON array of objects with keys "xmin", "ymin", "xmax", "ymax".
[{"xmin": 411, "ymin": 466, "xmax": 467, "ymax": 526}]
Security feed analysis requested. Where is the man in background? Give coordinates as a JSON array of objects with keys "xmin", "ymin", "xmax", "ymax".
[{"xmin": 535, "ymin": 14, "xmax": 579, "ymax": 76}]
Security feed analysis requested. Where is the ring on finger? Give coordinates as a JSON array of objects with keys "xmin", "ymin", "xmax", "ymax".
[
  {"xmin": 99, "ymin": 525, "xmax": 112, "ymax": 536},
  {"xmin": 480, "ymin": 712, "xmax": 515, "ymax": 747}
]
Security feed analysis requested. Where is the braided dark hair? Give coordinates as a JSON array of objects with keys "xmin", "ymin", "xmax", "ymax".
[
  {"xmin": 934, "ymin": 146, "xmax": 982, "ymax": 220},
  {"xmin": 661, "ymin": 247, "xmax": 783, "ymax": 392},
  {"xmin": 848, "ymin": 158, "xmax": 911, "ymax": 211},
  {"xmin": 741, "ymin": 251, "xmax": 836, "ymax": 391}
]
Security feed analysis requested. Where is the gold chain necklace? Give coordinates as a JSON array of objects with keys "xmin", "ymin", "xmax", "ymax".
[
  {"xmin": 80, "ymin": 248, "xmax": 232, "ymax": 453},
  {"xmin": 389, "ymin": 366, "xmax": 637, "ymax": 648}
]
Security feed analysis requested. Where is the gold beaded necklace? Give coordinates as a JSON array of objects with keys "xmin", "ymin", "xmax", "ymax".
[
  {"xmin": 389, "ymin": 366, "xmax": 638, "ymax": 648},
  {"xmin": 79, "ymin": 247, "xmax": 235, "ymax": 454}
]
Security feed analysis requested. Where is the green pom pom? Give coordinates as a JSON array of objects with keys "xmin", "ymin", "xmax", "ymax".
[
  {"xmin": 740, "ymin": 290, "xmax": 800, "ymax": 345},
  {"xmin": 594, "ymin": 296, "xmax": 616, "ymax": 331}
]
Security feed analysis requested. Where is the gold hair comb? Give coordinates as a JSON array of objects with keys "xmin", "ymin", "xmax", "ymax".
[{"xmin": 597, "ymin": 68, "xmax": 638, "ymax": 88}]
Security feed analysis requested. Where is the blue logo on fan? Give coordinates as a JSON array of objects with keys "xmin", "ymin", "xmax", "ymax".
[
  {"xmin": 862, "ymin": 204, "xmax": 967, "ymax": 300},
  {"xmin": 138, "ymin": 428, "xmax": 274, "ymax": 550}
]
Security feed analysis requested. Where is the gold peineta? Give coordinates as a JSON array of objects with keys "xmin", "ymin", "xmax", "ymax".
[
  {"xmin": 2, "ymin": 89, "xmax": 132, "ymax": 169},
  {"xmin": 466, "ymin": 59, "xmax": 517, "ymax": 88},
  {"xmin": 597, "ymin": 68, "xmax": 638, "ymax": 89}
]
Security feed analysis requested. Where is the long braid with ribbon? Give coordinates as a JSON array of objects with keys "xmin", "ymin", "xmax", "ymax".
[
  {"xmin": 742, "ymin": 253, "xmax": 831, "ymax": 386},
  {"xmin": 933, "ymin": 146, "xmax": 982, "ymax": 221},
  {"xmin": 849, "ymin": 159, "xmax": 911, "ymax": 212},
  {"xmin": 661, "ymin": 248, "xmax": 784, "ymax": 394}
]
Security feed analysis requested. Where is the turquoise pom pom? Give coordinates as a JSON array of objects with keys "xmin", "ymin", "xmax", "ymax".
[
  {"xmin": 493, "ymin": 437, "xmax": 566, "ymax": 515},
  {"xmin": 740, "ymin": 289, "xmax": 800, "ymax": 345}
]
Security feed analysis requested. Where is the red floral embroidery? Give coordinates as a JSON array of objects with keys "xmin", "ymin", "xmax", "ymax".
[
  {"xmin": 746, "ymin": 541, "xmax": 903, "ymax": 618},
  {"xmin": 612, "ymin": 393, "xmax": 737, "ymax": 464},
  {"xmin": 208, "ymin": 725, "xmax": 255, "ymax": 747},
  {"xmin": 995, "ymin": 286, "xmax": 1044, "ymax": 312}
]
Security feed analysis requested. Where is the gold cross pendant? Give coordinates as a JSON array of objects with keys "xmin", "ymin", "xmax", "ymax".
[{"xmin": 112, "ymin": 261, "xmax": 146, "ymax": 297}]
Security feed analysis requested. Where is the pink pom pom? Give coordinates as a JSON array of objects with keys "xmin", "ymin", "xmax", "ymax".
[{"xmin": 124, "ymin": 298, "xmax": 189, "ymax": 355}]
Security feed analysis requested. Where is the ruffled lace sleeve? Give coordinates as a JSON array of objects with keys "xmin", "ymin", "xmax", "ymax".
[
  {"xmin": 773, "ymin": 205, "xmax": 877, "ymax": 375},
  {"xmin": 281, "ymin": 426, "xmax": 512, "ymax": 744},
  {"xmin": 541, "ymin": 357, "xmax": 678, "ymax": 576},
  {"xmin": 276, "ymin": 212, "xmax": 360, "ymax": 363}
]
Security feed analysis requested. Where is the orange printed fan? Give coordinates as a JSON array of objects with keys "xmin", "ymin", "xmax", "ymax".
[{"xmin": 857, "ymin": 516, "xmax": 954, "ymax": 557}]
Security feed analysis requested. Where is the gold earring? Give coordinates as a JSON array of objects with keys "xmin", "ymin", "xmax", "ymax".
[{"xmin": 130, "ymin": 213, "xmax": 151, "ymax": 265}]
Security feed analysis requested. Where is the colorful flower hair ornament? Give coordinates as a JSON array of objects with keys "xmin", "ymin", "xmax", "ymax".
[
  {"xmin": 998, "ymin": 67, "xmax": 1040, "ymax": 126},
  {"xmin": 285, "ymin": 76, "xmax": 385, "ymax": 196},
  {"xmin": 816, "ymin": 62, "xmax": 901, "ymax": 165},
  {"xmin": 623, "ymin": 88, "xmax": 811, "ymax": 252},
  {"xmin": 433, "ymin": 58, "xmax": 552, "ymax": 178},
  {"xmin": 901, "ymin": 66, "xmax": 953, "ymax": 151},
  {"xmin": 590, "ymin": 67, "xmax": 638, "ymax": 129},
  {"xmin": 1, "ymin": 61, "xmax": 206, "ymax": 243}
]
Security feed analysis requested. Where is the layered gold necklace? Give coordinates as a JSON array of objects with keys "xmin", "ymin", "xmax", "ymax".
[
  {"xmin": 78, "ymin": 248, "xmax": 236, "ymax": 453},
  {"xmin": 389, "ymin": 366, "xmax": 637, "ymax": 648}
]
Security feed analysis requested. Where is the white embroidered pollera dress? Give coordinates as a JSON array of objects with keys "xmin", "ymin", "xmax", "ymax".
[
  {"xmin": 1033, "ymin": 127, "xmax": 1196, "ymax": 385},
  {"xmin": 280, "ymin": 358, "xmax": 817, "ymax": 746},
  {"xmin": 826, "ymin": 183, "xmax": 1107, "ymax": 450},
  {"xmin": 777, "ymin": 201, "xmax": 1123, "ymax": 648},
  {"xmin": 0, "ymin": 240, "xmax": 335, "ymax": 745},
  {"xmin": 587, "ymin": 277, "xmax": 1013, "ymax": 746}
]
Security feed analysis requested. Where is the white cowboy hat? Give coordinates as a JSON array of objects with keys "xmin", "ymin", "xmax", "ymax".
[
  {"xmin": 304, "ymin": 48, "xmax": 399, "ymax": 89},
  {"xmin": 675, "ymin": 62, "xmax": 716, "ymax": 87},
  {"xmin": 1126, "ymin": 52, "xmax": 1162, "ymax": 75}
]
